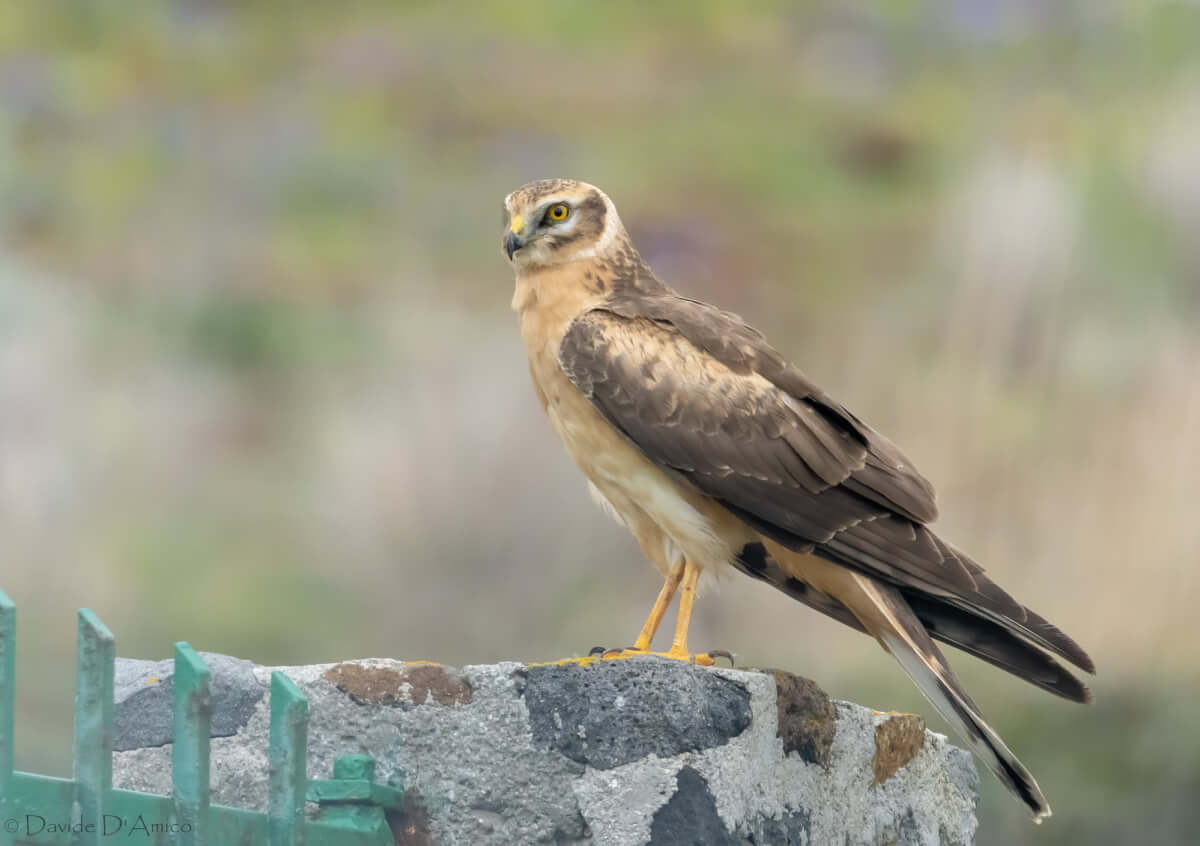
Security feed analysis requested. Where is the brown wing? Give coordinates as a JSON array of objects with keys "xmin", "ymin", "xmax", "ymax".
[{"xmin": 559, "ymin": 297, "xmax": 1093, "ymax": 674}]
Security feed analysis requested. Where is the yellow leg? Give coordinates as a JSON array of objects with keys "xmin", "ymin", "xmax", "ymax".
[
  {"xmin": 601, "ymin": 560, "xmax": 714, "ymax": 666},
  {"xmin": 631, "ymin": 563, "xmax": 685, "ymax": 651},
  {"xmin": 661, "ymin": 561, "xmax": 712, "ymax": 664},
  {"xmin": 531, "ymin": 559, "xmax": 722, "ymax": 670}
]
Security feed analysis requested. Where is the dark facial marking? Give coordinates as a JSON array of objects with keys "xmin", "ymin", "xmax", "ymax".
[{"xmin": 546, "ymin": 191, "xmax": 608, "ymax": 250}]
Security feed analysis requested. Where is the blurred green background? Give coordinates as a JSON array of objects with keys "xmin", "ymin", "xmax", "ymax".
[{"xmin": 1, "ymin": 2, "xmax": 1198, "ymax": 843}]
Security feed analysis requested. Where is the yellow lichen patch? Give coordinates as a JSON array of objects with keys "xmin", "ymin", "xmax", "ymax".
[
  {"xmin": 528, "ymin": 655, "xmax": 601, "ymax": 668},
  {"xmin": 146, "ymin": 677, "xmax": 160, "ymax": 684},
  {"xmin": 872, "ymin": 713, "xmax": 926, "ymax": 785},
  {"xmin": 529, "ymin": 650, "xmax": 719, "ymax": 668}
]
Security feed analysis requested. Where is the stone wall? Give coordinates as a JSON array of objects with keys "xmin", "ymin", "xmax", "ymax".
[{"xmin": 111, "ymin": 654, "xmax": 978, "ymax": 845}]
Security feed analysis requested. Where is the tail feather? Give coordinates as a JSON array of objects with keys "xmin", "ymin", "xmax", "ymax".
[
  {"xmin": 849, "ymin": 574, "xmax": 1052, "ymax": 822},
  {"xmin": 905, "ymin": 593, "xmax": 1092, "ymax": 704},
  {"xmin": 928, "ymin": 536, "xmax": 1096, "ymax": 676},
  {"xmin": 728, "ymin": 503, "xmax": 1095, "ymax": 676},
  {"xmin": 735, "ymin": 542, "xmax": 1091, "ymax": 704}
]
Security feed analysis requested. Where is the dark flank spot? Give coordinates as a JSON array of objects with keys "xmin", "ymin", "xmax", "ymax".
[
  {"xmin": 872, "ymin": 713, "xmax": 926, "ymax": 785},
  {"xmin": 522, "ymin": 659, "xmax": 751, "ymax": 770},
  {"xmin": 736, "ymin": 542, "xmax": 769, "ymax": 575},
  {"xmin": 649, "ymin": 767, "xmax": 739, "ymax": 846},
  {"xmin": 784, "ymin": 577, "xmax": 807, "ymax": 596},
  {"xmin": 323, "ymin": 662, "xmax": 472, "ymax": 707},
  {"xmin": 765, "ymin": 669, "xmax": 836, "ymax": 767}
]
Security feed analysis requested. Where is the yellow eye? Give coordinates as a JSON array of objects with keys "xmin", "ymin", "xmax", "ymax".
[{"xmin": 546, "ymin": 203, "xmax": 570, "ymax": 222}]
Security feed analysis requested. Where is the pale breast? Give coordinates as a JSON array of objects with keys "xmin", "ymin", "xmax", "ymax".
[{"xmin": 518, "ymin": 295, "xmax": 750, "ymax": 577}]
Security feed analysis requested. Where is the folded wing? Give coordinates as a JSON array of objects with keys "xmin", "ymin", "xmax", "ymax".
[{"xmin": 558, "ymin": 296, "xmax": 1093, "ymax": 677}]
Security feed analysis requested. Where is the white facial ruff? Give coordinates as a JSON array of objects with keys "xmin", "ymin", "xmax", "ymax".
[{"xmin": 562, "ymin": 189, "xmax": 621, "ymax": 262}]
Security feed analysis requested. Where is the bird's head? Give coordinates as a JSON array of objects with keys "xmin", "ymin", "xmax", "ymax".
[{"xmin": 502, "ymin": 178, "xmax": 623, "ymax": 271}]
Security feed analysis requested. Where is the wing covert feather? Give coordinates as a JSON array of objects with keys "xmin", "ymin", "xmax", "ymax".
[{"xmin": 559, "ymin": 301, "xmax": 1093, "ymax": 674}]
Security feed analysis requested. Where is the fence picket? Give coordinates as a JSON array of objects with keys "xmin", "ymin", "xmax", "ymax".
[
  {"xmin": 172, "ymin": 643, "xmax": 212, "ymax": 846},
  {"xmin": 268, "ymin": 670, "xmax": 309, "ymax": 846},
  {"xmin": 0, "ymin": 590, "xmax": 15, "ymax": 846},
  {"xmin": 0, "ymin": 598, "xmax": 400, "ymax": 845},
  {"xmin": 74, "ymin": 609, "xmax": 115, "ymax": 846}
]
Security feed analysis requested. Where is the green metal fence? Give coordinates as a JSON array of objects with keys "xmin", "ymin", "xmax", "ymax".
[{"xmin": 0, "ymin": 589, "xmax": 403, "ymax": 845}]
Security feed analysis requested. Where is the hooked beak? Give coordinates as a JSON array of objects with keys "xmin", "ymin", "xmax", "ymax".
[{"xmin": 504, "ymin": 230, "xmax": 524, "ymax": 260}]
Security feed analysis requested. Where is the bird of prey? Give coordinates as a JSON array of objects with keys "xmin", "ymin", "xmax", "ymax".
[{"xmin": 502, "ymin": 178, "xmax": 1093, "ymax": 821}]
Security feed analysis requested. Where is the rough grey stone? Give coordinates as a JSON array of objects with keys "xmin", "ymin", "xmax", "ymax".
[
  {"xmin": 112, "ymin": 655, "xmax": 978, "ymax": 845},
  {"xmin": 523, "ymin": 657, "xmax": 752, "ymax": 769},
  {"xmin": 742, "ymin": 808, "xmax": 812, "ymax": 846},
  {"xmin": 648, "ymin": 766, "xmax": 739, "ymax": 845},
  {"xmin": 112, "ymin": 652, "xmax": 263, "ymax": 751}
]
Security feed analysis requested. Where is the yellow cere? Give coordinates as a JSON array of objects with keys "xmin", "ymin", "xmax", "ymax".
[{"xmin": 509, "ymin": 214, "xmax": 526, "ymax": 236}]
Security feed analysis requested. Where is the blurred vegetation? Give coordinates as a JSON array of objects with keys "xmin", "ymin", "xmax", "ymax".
[{"xmin": 1, "ymin": 2, "xmax": 1198, "ymax": 843}]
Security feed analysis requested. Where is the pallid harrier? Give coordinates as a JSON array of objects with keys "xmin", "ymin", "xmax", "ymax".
[{"xmin": 502, "ymin": 178, "xmax": 1093, "ymax": 820}]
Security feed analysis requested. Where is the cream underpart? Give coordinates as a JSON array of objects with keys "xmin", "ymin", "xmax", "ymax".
[{"xmin": 514, "ymin": 261, "xmax": 752, "ymax": 588}]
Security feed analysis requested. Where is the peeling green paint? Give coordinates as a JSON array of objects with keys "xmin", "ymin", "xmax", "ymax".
[{"xmin": 0, "ymin": 597, "xmax": 404, "ymax": 845}]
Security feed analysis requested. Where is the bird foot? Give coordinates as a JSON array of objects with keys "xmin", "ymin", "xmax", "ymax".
[
  {"xmin": 531, "ymin": 647, "xmax": 735, "ymax": 669},
  {"xmin": 530, "ymin": 655, "xmax": 607, "ymax": 667},
  {"xmin": 597, "ymin": 646, "xmax": 729, "ymax": 667}
]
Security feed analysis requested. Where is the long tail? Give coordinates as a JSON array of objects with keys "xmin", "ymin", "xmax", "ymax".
[
  {"xmin": 846, "ymin": 572, "xmax": 1051, "ymax": 821},
  {"xmin": 731, "ymin": 541, "xmax": 1091, "ymax": 704}
]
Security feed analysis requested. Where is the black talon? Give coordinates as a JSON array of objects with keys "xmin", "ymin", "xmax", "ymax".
[
  {"xmin": 600, "ymin": 646, "xmax": 642, "ymax": 659},
  {"xmin": 588, "ymin": 646, "xmax": 607, "ymax": 656},
  {"xmin": 708, "ymin": 649, "xmax": 736, "ymax": 666}
]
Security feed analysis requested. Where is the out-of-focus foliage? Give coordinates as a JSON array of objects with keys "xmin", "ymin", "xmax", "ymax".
[{"xmin": 1, "ymin": 3, "xmax": 1197, "ymax": 842}]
